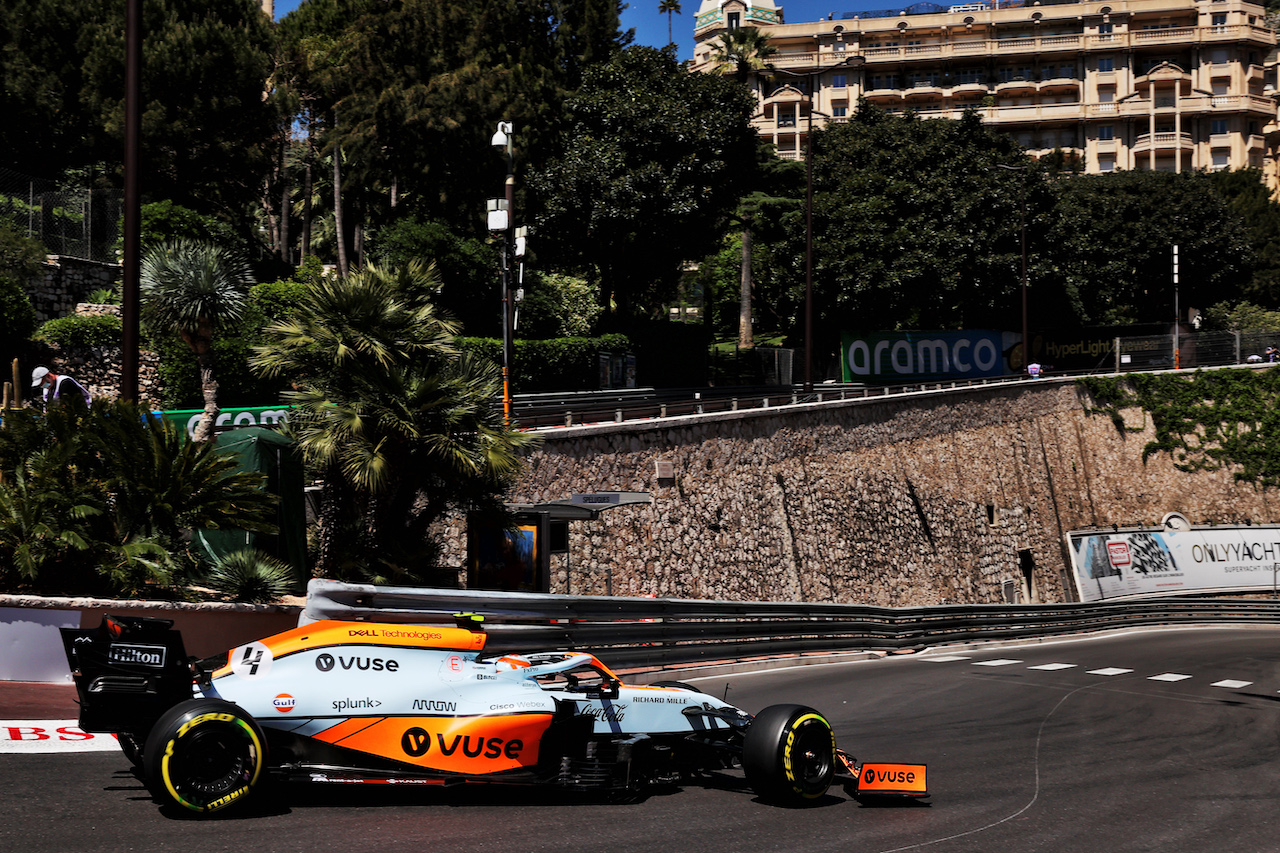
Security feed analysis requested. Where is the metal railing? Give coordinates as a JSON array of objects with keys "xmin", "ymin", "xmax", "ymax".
[{"xmin": 301, "ymin": 580, "xmax": 1280, "ymax": 671}]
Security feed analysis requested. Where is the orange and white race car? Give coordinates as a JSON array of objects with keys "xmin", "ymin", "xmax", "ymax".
[{"xmin": 62, "ymin": 613, "xmax": 926, "ymax": 814}]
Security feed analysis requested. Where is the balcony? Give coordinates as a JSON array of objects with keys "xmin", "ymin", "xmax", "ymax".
[
  {"xmin": 905, "ymin": 81, "xmax": 944, "ymax": 98},
  {"xmin": 988, "ymin": 102, "xmax": 1088, "ymax": 123},
  {"xmin": 1133, "ymin": 131, "xmax": 1194, "ymax": 153},
  {"xmin": 1040, "ymin": 76, "xmax": 1082, "ymax": 94},
  {"xmin": 996, "ymin": 77, "xmax": 1037, "ymax": 95}
]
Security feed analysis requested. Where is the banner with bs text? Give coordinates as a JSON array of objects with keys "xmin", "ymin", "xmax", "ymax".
[{"xmin": 1067, "ymin": 525, "xmax": 1280, "ymax": 602}]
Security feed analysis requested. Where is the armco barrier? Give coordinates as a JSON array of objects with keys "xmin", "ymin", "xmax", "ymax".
[
  {"xmin": 7, "ymin": 580, "xmax": 1279, "ymax": 683},
  {"xmin": 302, "ymin": 580, "xmax": 1280, "ymax": 671}
]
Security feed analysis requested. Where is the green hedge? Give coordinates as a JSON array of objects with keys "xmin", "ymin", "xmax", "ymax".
[
  {"xmin": 34, "ymin": 314, "xmax": 122, "ymax": 347},
  {"xmin": 458, "ymin": 334, "xmax": 632, "ymax": 393}
]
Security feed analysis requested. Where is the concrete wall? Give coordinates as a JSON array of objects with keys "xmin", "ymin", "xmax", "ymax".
[{"xmin": 439, "ymin": 377, "xmax": 1274, "ymax": 606}]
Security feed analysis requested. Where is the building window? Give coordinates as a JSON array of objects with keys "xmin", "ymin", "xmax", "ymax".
[
  {"xmin": 778, "ymin": 109, "xmax": 795, "ymax": 128},
  {"xmin": 1098, "ymin": 57, "xmax": 1114, "ymax": 72},
  {"xmin": 1098, "ymin": 87, "xmax": 1115, "ymax": 103},
  {"xmin": 1211, "ymin": 49, "xmax": 1227, "ymax": 65},
  {"xmin": 727, "ymin": 12, "xmax": 740, "ymax": 30},
  {"xmin": 1098, "ymin": 22, "xmax": 1114, "ymax": 35},
  {"xmin": 831, "ymin": 73, "xmax": 848, "ymax": 88},
  {"xmin": 1099, "ymin": 156, "xmax": 1115, "ymax": 172},
  {"xmin": 1211, "ymin": 13, "xmax": 1226, "ymax": 29},
  {"xmin": 832, "ymin": 103, "xmax": 848, "ymax": 118},
  {"xmin": 1211, "ymin": 150, "xmax": 1229, "ymax": 171},
  {"xmin": 1211, "ymin": 119, "xmax": 1227, "ymax": 135},
  {"xmin": 833, "ymin": 41, "xmax": 847, "ymax": 53},
  {"xmin": 1098, "ymin": 125, "xmax": 1114, "ymax": 140}
]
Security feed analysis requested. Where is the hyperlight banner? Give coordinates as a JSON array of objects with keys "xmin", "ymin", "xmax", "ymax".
[{"xmin": 1067, "ymin": 525, "xmax": 1280, "ymax": 602}]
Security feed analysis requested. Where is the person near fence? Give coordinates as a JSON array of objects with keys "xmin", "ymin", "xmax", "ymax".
[
  {"xmin": 1267, "ymin": 346, "xmax": 1277, "ymax": 363},
  {"xmin": 31, "ymin": 366, "xmax": 91, "ymax": 409}
]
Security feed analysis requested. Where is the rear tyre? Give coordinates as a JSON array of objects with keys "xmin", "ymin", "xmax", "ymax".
[
  {"xmin": 742, "ymin": 704, "xmax": 835, "ymax": 805},
  {"xmin": 142, "ymin": 698, "xmax": 266, "ymax": 814}
]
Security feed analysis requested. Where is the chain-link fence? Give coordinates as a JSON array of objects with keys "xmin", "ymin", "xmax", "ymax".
[
  {"xmin": 1115, "ymin": 331, "xmax": 1280, "ymax": 372},
  {"xmin": 0, "ymin": 167, "xmax": 122, "ymax": 263}
]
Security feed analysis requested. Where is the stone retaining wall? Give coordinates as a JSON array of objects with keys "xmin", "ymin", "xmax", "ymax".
[
  {"xmin": 30, "ymin": 256, "xmax": 119, "ymax": 324},
  {"xmin": 438, "ymin": 378, "xmax": 1273, "ymax": 607}
]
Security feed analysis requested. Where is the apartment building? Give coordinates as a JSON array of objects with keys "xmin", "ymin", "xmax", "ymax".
[{"xmin": 690, "ymin": 0, "xmax": 1278, "ymax": 178}]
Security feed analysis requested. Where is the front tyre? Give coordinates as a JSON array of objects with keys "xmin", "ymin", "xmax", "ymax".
[
  {"xmin": 142, "ymin": 698, "xmax": 267, "ymax": 814},
  {"xmin": 742, "ymin": 704, "xmax": 835, "ymax": 805}
]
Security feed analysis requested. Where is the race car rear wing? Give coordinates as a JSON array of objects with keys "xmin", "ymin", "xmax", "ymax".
[{"xmin": 60, "ymin": 615, "xmax": 197, "ymax": 735}]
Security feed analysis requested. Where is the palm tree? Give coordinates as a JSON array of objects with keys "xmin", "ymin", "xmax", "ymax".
[
  {"xmin": 708, "ymin": 27, "xmax": 778, "ymax": 94},
  {"xmin": 659, "ymin": 0, "xmax": 682, "ymax": 46},
  {"xmin": 0, "ymin": 399, "xmax": 277, "ymax": 595},
  {"xmin": 709, "ymin": 28, "xmax": 779, "ymax": 349},
  {"xmin": 140, "ymin": 239, "xmax": 254, "ymax": 443},
  {"xmin": 251, "ymin": 260, "xmax": 538, "ymax": 579}
]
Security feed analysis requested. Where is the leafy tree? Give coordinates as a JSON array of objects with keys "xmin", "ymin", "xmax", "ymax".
[
  {"xmin": 250, "ymin": 261, "xmax": 538, "ymax": 580},
  {"xmin": 1204, "ymin": 168, "xmax": 1280, "ymax": 306},
  {"xmin": 1200, "ymin": 300, "xmax": 1280, "ymax": 332},
  {"xmin": 367, "ymin": 214, "xmax": 498, "ymax": 334},
  {"xmin": 0, "ymin": 219, "xmax": 43, "ymax": 363},
  {"xmin": 0, "ymin": 0, "xmax": 99, "ymax": 176},
  {"xmin": 2, "ymin": 0, "xmax": 276, "ymax": 221},
  {"xmin": 519, "ymin": 271, "xmax": 603, "ymax": 338},
  {"xmin": 278, "ymin": 0, "xmax": 630, "ymax": 264},
  {"xmin": 1044, "ymin": 170, "xmax": 1252, "ymax": 326},
  {"xmin": 529, "ymin": 46, "xmax": 758, "ymax": 319},
  {"xmin": 140, "ymin": 240, "xmax": 255, "ymax": 441},
  {"xmin": 796, "ymin": 102, "xmax": 1036, "ymax": 367}
]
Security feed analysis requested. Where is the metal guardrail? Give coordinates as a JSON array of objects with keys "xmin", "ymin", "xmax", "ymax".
[
  {"xmin": 513, "ymin": 375, "xmax": 1068, "ymax": 430},
  {"xmin": 302, "ymin": 580, "xmax": 1280, "ymax": 671}
]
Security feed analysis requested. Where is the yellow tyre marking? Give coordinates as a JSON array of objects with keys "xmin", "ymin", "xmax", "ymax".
[
  {"xmin": 781, "ymin": 712, "xmax": 834, "ymax": 798},
  {"xmin": 161, "ymin": 712, "xmax": 264, "ymax": 813}
]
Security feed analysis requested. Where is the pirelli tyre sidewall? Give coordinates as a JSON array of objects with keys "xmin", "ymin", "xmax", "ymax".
[
  {"xmin": 143, "ymin": 698, "xmax": 267, "ymax": 814},
  {"xmin": 742, "ymin": 704, "xmax": 835, "ymax": 806}
]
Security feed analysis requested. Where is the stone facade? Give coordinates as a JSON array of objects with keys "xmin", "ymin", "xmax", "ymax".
[
  {"xmin": 19, "ymin": 256, "xmax": 167, "ymax": 406},
  {"xmin": 30, "ymin": 256, "xmax": 120, "ymax": 324},
  {"xmin": 438, "ymin": 377, "xmax": 1275, "ymax": 606}
]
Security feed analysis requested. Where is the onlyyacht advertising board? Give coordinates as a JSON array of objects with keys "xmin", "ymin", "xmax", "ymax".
[{"xmin": 1067, "ymin": 525, "xmax": 1280, "ymax": 602}]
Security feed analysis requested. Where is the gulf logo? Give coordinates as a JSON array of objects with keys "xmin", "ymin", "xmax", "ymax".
[{"xmin": 273, "ymin": 694, "xmax": 297, "ymax": 713}]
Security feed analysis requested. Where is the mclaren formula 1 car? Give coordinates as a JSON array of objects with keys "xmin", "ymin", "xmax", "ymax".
[{"xmin": 61, "ymin": 613, "xmax": 927, "ymax": 814}]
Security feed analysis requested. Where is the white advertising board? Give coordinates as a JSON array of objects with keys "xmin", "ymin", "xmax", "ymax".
[{"xmin": 1067, "ymin": 526, "xmax": 1280, "ymax": 602}]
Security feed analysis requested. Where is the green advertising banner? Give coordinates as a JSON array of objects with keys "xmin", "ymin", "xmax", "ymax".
[{"xmin": 158, "ymin": 406, "xmax": 290, "ymax": 439}]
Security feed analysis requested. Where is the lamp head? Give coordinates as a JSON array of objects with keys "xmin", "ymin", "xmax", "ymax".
[{"xmin": 491, "ymin": 121, "xmax": 513, "ymax": 150}]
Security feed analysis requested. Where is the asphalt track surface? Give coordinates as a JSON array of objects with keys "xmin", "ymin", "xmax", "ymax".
[{"xmin": 5, "ymin": 625, "xmax": 1280, "ymax": 853}]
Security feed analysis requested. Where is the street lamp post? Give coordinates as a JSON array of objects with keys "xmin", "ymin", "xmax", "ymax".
[
  {"xmin": 771, "ymin": 55, "xmax": 862, "ymax": 392},
  {"xmin": 489, "ymin": 122, "xmax": 515, "ymax": 423}
]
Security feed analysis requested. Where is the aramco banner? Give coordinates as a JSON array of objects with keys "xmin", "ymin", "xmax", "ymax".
[
  {"xmin": 158, "ymin": 406, "xmax": 290, "ymax": 439},
  {"xmin": 1067, "ymin": 525, "xmax": 1280, "ymax": 602},
  {"xmin": 841, "ymin": 331, "xmax": 1015, "ymax": 383}
]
